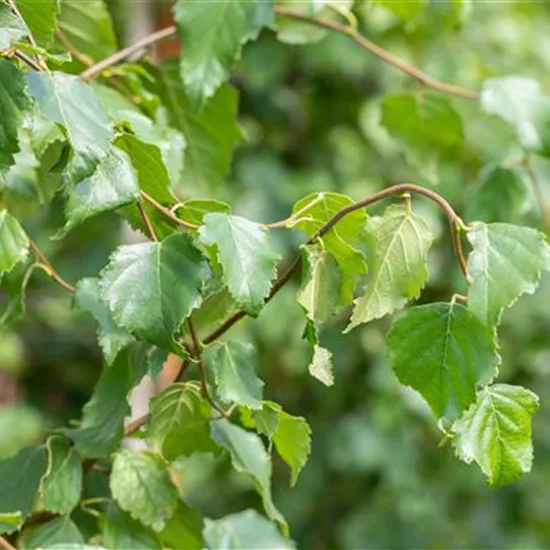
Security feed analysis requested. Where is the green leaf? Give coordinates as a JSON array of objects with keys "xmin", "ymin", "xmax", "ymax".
[
  {"xmin": 99, "ymin": 233, "xmax": 206, "ymax": 351},
  {"xmin": 173, "ymin": 0, "xmax": 273, "ymax": 110},
  {"xmin": 175, "ymin": 199, "xmax": 232, "ymax": 226},
  {"xmin": 387, "ymin": 302, "xmax": 500, "ymax": 419},
  {"xmin": 373, "ymin": 0, "xmax": 426, "ymax": 21},
  {"xmin": 204, "ymin": 341, "xmax": 264, "ymax": 409},
  {"xmin": 467, "ymin": 222, "xmax": 550, "ymax": 327},
  {"xmin": 466, "ymin": 165, "xmax": 531, "ymax": 224},
  {"xmin": 0, "ymin": 60, "xmax": 32, "ymax": 178},
  {"xmin": 452, "ymin": 384, "xmax": 539, "ymax": 487},
  {"xmin": 199, "ymin": 213, "xmax": 280, "ymax": 316},
  {"xmin": 298, "ymin": 244, "xmax": 343, "ymax": 324},
  {"xmin": 381, "ymin": 93, "xmax": 464, "ymax": 182},
  {"xmin": 346, "ymin": 203, "xmax": 433, "ymax": 332},
  {"xmin": 159, "ymin": 501, "xmax": 204, "ymax": 550},
  {"xmin": 40, "ymin": 436, "xmax": 82, "ymax": 514},
  {"xmin": 16, "ymin": 0, "xmax": 59, "ymax": 48},
  {"xmin": 250, "ymin": 402, "xmax": 311, "ymax": 486},
  {"xmin": 57, "ymin": 146, "xmax": 140, "ymax": 236},
  {"xmin": 110, "ymin": 450, "xmax": 178, "ymax": 532},
  {"xmin": 58, "ymin": 0, "xmax": 117, "ymax": 62},
  {"xmin": 74, "ymin": 278, "xmax": 134, "ymax": 365},
  {"xmin": 0, "ymin": 4, "xmax": 28, "ymax": 49},
  {"xmin": 203, "ymin": 509, "xmax": 294, "ymax": 550},
  {"xmin": 0, "ymin": 210, "xmax": 29, "ymax": 279},
  {"xmin": 210, "ymin": 420, "xmax": 287, "ymax": 534},
  {"xmin": 308, "ymin": 343, "xmax": 334, "ymax": 387},
  {"xmin": 21, "ymin": 516, "xmax": 84, "ymax": 550},
  {"xmin": 146, "ymin": 383, "xmax": 218, "ymax": 461},
  {"xmin": 66, "ymin": 344, "xmax": 149, "ymax": 458},
  {"xmin": 292, "ymin": 192, "xmax": 367, "ymax": 302},
  {"xmin": 114, "ymin": 134, "xmax": 176, "ymax": 203},
  {"xmin": 25, "ymin": 72, "xmax": 113, "ymax": 181},
  {"xmin": 103, "ymin": 503, "xmax": 162, "ymax": 550},
  {"xmin": 480, "ymin": 76, "xmax": 550, "ymax": 156},
  {"xmin": 0, "ymin": 446, "xmax": 47, "ymax": 534},
  {"xmin": 156, "ymin": 62, "xmax": 243, "ymax": 189}
]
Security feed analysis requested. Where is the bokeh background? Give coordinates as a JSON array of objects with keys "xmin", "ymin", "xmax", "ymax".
[{"xmin": 3, "ymin": 1, "xmax": 550, "ymax": 548}]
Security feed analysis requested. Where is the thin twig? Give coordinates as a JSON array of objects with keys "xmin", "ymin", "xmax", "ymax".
[
  {"xmin": 81, "ymin": 26, "xmax": 177, "ymax": 80},
  {"xmin": 204, "ymin": 183, "xmax": 468, "ymax": 344},
  {"xmin": 55, "ymin": 29, "xmax": 93, "ymax": 67},
  {"xmin": 28, "ymin": 238, "xmax": 76, "ymax": 293},
  {"xmin": 5, "ymin": 0, "xmax": 37, "ymax": 49},
  {"xmin": 187, "ymin": 318, "xmax": 231, "ymax": 418},
  {"xmin": 0, "ymin": 536, "xmax": 16, "ymax": 550},
  {"xmin": 138, "ymin": 201, "xmax": 159, "ymax": 242},
  {"xmin": 14, "ymin": 49, "xmax": 42, "ymax": 71},
  {"xmin": 274, "ymin": 7, "xmax": 479, "ymax": 101},
  {"xmin": 141, "ymin": 191, "xmax": 198, "ymax": 231},
  {"xmin": 125, "ymin": 413, "xmax": 149, "ymax": 436}
]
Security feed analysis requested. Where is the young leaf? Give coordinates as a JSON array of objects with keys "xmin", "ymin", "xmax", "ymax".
[
  {"xmin": 21, "ymin": 516, "xmax": 84, "ymax": 549},
  {"xmin": 480, "ymin": 77, "xmax": 550, "ymax": 156},
  {"xmin": 40, "ymin": 435, "xmax": 82, "ymax": 514},
  {"xmin": 387, "ymin": 302, "xmax": 500, "ymax": 419},
  {"xmin": 74, "ymin": 277, "xmax": 134, "ymax": 365},
  {"xmin": 58, "ymin": 0, "xmax": 117, "ymax": 62},
  {"xmin": 25, "ymin": 72, "xmax": 113, "ymax": 180},
  {"xmin": 146, "ymin": 383, "xmax": 218, "ymax": 461},
  {"xmin": 0, "ymin": 60, "xmax": 32, "ymax": 178},
  {"xmin": 452, "ymin": 384, "xmax": 539, "ymax": 487},
  {"xmin": 16, "ymin": 0, "xmax": 59, "ymax": 48},
  {"xmin": 346, "ymin": 203, "xmax": 433, "ymax": 332},
  {"xmin": 247, "ymin": 401, "xmax": 312, "ymax": 486},
  {"xmin": 203, "ymin": 509, "xmax": 294, "ymax": 550},
  {"xmin": 0, "ymin": 4, "xmax": 28, "ymax": 49},
  {"xmin": 467, "ymin": 222, "xmax": 550, "ymax": 327},
  {"xmin": 110, "ymin": 450, "xmax": 178, "ymax": 532},
  {"xmin": 0, "ymin": 446, "xmax": 47, "ymax": 534},
  {"xmin": 103, "ymin": 503, "xmax": 162, "ymax": 550},
  {"xmin": 175, "ymin": 199, "xmax": 232, "ymax": 226},
  {"xmin": 308, "ymin": 343, "xmax": 334, "ymax": 387},
  {"xmin": 57, "ymin": 146, "xmax": 140, "ymax": 237},
  {"xmin": 199, "ymin": 213, "xmax": 280, "ymax": 316},
  {"xmin": 155, "ymin": 62, "xmax": 243, "ymax": 188},
  {"xmin": 173, "ymin": 0, "xmax": 273, "ymax": 110},
  {"xmin": 0, "ymin": 210, "xmax": 29, "ymax": 279},
  {"xmin": 159, "ymin": 501, "xmax": 204, "ymax": 550},
  {"xmin": 115, "ymin": 134, "xmax": 176, "ymax": 203},
  {"xmin": 292, "ymin": 192, "xmax": 367, "ymax": 302},
  {"xmin": 210, "ymin": 420, "xmax": 287, "ymax": 534},
  {"xmin": 99, "ymin": 233, "xmax": 206, "ymax": 351},
  {"xmin": 381, "ymin": 93, "xmax": 463, "ymax": 182},
  {"xmin": 66, "ymin": 344, "xmax": 149, "ymax": 458},
  {"xmin": 204, "ymin": 341, "xmax": 264, "ymax": 409}
]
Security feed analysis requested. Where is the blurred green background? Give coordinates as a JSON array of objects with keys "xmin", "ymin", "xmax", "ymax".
[{"xmin": 3, "ymin": 1, "xmax": 550, "ymax": 548}]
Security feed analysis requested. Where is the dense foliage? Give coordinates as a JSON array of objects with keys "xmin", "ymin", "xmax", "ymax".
[{"xmin": 2, "ymin": 0, "xmax": 550, "ymax": 548}]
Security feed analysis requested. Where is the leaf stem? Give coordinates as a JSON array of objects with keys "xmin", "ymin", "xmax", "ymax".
[
  {"xmin": 204, "ymin": 183, "xmax": 469, "ymax": 344},
  {"xmin": 55, "ymin": 29, "xmax": 93, "ymax": 67},
  {"xmin": 81, "ymin": 25, "xmax": 177, "ymax": 80},
  {"xmin": 14, "ymin": 49, "xmax": 42, "ymax": 71},
  {"xmin": 138, "ymin": 200, "xmax": 159, "ymax": 242},
  {"xmin": 125, "ymin": 413, "xmax": 149, "ymax": 436},
  {"xmin": 28, "ymin": 238, "xmax": 76, "ymax": 293},
  {"xmin": 140, "ymin": 191, "xmax": 199, "ymax": 231},
  {"xmin": 273, "ymin": 7, "xmax": 479, "ymax": 101}
]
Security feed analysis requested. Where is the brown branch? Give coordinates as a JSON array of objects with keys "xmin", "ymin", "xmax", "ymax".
[
  {"xmin": 140, "ymin": 192, "xmax": 199, "ymax": 231},
  {"xmin": 124, "ymin": 413, "xmax": 149, "ymax": 436},
  {"xmin": 138, "ymin": 201, "xmax": 159, "ymax": 242},
  {"xmin": 203, "ymin": 183, "xmax": 467, "ymax": 344},
  {"xmin": 28, "ymin": 238, "xmax": 76, "ymax": 293},
  {"xmin": 0, "ymin": 536, "xmax": 16, "ymax": 550},
  {"xmin": 14, "ymin": 50, "xmax": 42, "ymax": 71},
  {"xmin": 274, "ymin": 7, "xmax": 479, "ymax": 101},
  {"xmin": 81, "ymin": 26, "xmax": 177, "ymax": 80}
]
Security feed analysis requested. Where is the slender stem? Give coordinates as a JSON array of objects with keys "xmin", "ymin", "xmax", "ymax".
[
  {"xmin": 125, "ymin": 413, "xmax": 149, "ymax": 436},
  {"xmin": 55, "ymin": 29, "xmax": 93, "ymax": 67},
  {"xmin": 14, "ymin": 50, "xmax": 42, "ymax": 71},
  {"xmin": 28, "ymin": 238, "xmax": 76, "ymax": 293},
  {"xmin": 0, "ymin": 536, "xmax": 16, "ymax": 550},
  {"xmin": 204, "ymin": 183, "xmax": 467, "ymax": 344},
  {"xmin": 5, "ymin": 0, "xmax": 37, "ymax": 49},
  {"xmin": 141, "ymin": 191, "xmax": 198, "ymax": 231},
  {"xmin": 81, "ymin": 26, "xmax": 177, "ymax": 80},
  {"xmin": 187, "ymin": 318, "xmax": 231, "ymax": 418},
  {"xmin": 274, "ymin": 7, "xmax": 479, "ymax": 101},
  {"xmin": 138, "ymin": 201, "xmax": 159, "ymax": 242}
]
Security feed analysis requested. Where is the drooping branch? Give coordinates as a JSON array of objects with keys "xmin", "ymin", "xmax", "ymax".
[
  {"xmin": 28, "ymin": 238, "xmax": 76, "ymax": 293},
  {"xmin": 203, "ymin": 183, "xmax": 469, "ymax": 345}
]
